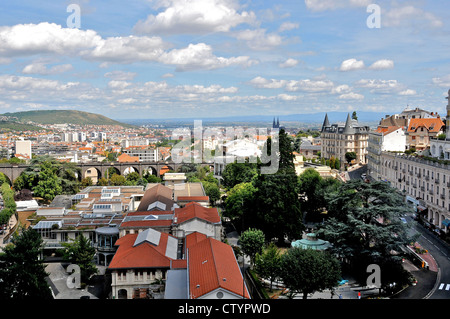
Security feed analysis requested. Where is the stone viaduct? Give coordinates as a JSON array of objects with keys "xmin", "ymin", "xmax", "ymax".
[{"xmin": 0, "ymin": 161, "xmax": 214, "ymax": 184}]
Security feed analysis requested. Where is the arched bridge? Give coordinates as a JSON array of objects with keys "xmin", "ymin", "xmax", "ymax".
[{"xmin": 0, "ymin": 161, "xmax": 214, "ymax": 183}]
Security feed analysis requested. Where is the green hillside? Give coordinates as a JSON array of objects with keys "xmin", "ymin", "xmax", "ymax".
[{"xmin": 1, "ymin": 110, "xmax": 134, "ymax": 128}]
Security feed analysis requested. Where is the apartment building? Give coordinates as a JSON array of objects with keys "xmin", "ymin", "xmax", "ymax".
[
  {"xmin": 407, "ymin": 117, "xmax": 445, "ymax": 151},
  {"xmin": 379, "ymin": 152, "xmax": 450, "ymax": 232},
  {"xmin": 320, "ymin": 113, "xmax": 369, "ymax": 168},
  {"xmin": 367, "ymin": 126, "xmax": 406, "ymax": 181},
  {"xmin": 123, "ymin": 146, "xmax": 159, "ymax": 162}
]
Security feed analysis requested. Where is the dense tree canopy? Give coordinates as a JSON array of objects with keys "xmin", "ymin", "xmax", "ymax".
[
  {"xmin": 0, "ymin": 228, "xmax": 53, "ymax": 299},
  {"xmin": 317, "ymin": 180, "xmax": 417, "ymax": 285},
  {"xmin": 280, "ymin": 248, "xmax": 341, "ymax": 299}
]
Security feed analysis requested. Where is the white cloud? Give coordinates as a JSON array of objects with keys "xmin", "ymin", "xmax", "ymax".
[
  {"xmin": 286, "ymin": 79, "xmax": 335, "ymax": 93},
  {"xmin": 339, "ymin": 92, "xmax": 364, "ymax": 100},
  {"xmin": 398, "ymin": 89, "xmax": 417, "ymax": 96},
  {"xmin": 85, "ymin": 35, "xmax": 167, "ymax": 63},
  {"xmin": 277, "ymin": 94, "xmax": 300, "ymax": 101},
  {"xmin": 234, "ymin": 28, "xmax": 283, "ymax": 51},
  {"xmin": 278, "ymin": 22, "xmax": 299, "ymax": 32},
  {"xmin": 355, "ymin": 79, "xmax": 403, "ymax": 94},
  {"xmin": 0, "ymin": 23, "xmax": 254, "ymax": 72},
  {"xmin": 340, "ymin": 58, "xmax": 365, "ymax": 71},
  {"xmin": 133, "ymin": 0, "xmax": 256, "ymax": 35},
  {"xmin": 383, "ymin": 5, "xmax": 443, "ymax": 29},
  {"xmin": 158, "ymin": 43, "xmax": 257, "ymax": 71},
  {"xmin": 304, "ymin": 0, "xmax": 371, "ymax": 12},
  {"xmin": 104, "ymin": 71, "xmax": 137, "ymax": 81},
  {"xmin": 369, "ymin": 59, "xmax": 394, "ymax": 70},
  {"xmin": 432, "ymin": 76, "xmax": 450, "ymax": 88},
  {"xmin": 22, "ymin": 62, "xmax": 73, "ymax": 75},
  {"xmin": 0, "ymin": 22, "xmax": 101, "ymax": 56},
  {"xmin": 279, "ymin": 58, "xmax": 299, "ymax": 68},
  {"xmin": 249, "ymin": 77, "xmax": 286, "ymax": 89}
]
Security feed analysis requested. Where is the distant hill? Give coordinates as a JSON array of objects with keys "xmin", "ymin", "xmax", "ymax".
[{"xmin": 1, "ymin": 110, "xmax": 134, "ymax": 128}]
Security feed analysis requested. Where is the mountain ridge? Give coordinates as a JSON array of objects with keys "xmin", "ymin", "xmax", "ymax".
[{"xmin": 1, "ymin": 110, "xmax": 135, "ymax": 128}]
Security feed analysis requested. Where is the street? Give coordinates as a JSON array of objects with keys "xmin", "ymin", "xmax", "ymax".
[{"xmin": 415, "ymin": 223, "xmax": 450, "ymax": 299}]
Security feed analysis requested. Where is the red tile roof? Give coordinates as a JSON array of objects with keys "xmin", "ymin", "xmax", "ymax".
[
  {"xmin": 407, "ymin": 118, "xmax": 444, "ymax": 133},
  {"xmin": 188, "ymin": 237, "xmax": 249, "ymax": 299},
  {"xmin": 376, "ymin": 126, "xmax": 403, "ymax": 135},
  {"xmin": 108, "ymin": 232, "xmax": 175, "ymax": 269},
  {"xmin": 117, "ymin": 153, "xmax": 140, "ymax": 163},
  {"xmin": 185, "ymin": 231, "xmax": 207, "ymax": 249},
  {"xmin": 174, "ymin": 202, "xmax": 220, "ymax": 224}
]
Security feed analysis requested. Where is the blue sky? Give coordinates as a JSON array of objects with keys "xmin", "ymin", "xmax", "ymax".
[{"xmin": 0, "ymin": 0, "xmax": 449, "ymax": 120}]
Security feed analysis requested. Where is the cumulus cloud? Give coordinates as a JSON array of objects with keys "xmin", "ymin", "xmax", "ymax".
[
  {"xmin": 22, "ymin": 62, "xmax": 73, "ymax": 75},
  {"xmin": 304, "ymin": 0, "xmax": 371, "ymax": 12},
  {"xmin": 158, "ymin": 43, "xmax": 257, "ymax": 71},
  {"xmin": 279, "ymin": 58, "xmax": 299, "ymax": 68},
  {"xmin": 233, "ymin": 28, "xmax": 283, "ymax": 51},
  {"xmin": 369, "ymin": 59, "xmax": 394, "ymax": 70},
  {"xmin": 340, "ymin": 58, "xmax": 365, "ymax": 71},
  {"xmin": 340, "ymin": 58, "xmax": 394, "ymax": 71},
  {"xmin": 398, "ymin": 89, "xmax": 417, "ymax": 96},
  {"xmin": 0, "ymin": 22, "xmax": 100, "ymax": 56},
  {"xmin": 339, "ymin": 92, "xmax": 364, "ymax": 100},
  {"xmin": 355, "ymin": 79, "xmax": 404, "ymax": 94},
  {"xmin": 383, "ymin": 5, "xmax": 443, "ymax": 29},
  {"xmin": 0, "ymin": 22, "xmax": 255, "ymax": 72},
  {"xmin": 133, "ymin": 0, "xmax": 256, "ymax": 35},
  {"xmin": 432, "ymin": 75, "xmax": 450, "ymax": 88},
  {"xmin": 278, "ymin": 22, "xmax": 299, "ymax": 32},
  {"xmin": 249, "ymin": 77, "xmax": 287, "ymax": 89}
]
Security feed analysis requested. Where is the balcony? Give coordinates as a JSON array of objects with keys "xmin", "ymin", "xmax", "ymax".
[{"xmin": 440, "ymin": 194, "xmax": 446, "ymax": 200}]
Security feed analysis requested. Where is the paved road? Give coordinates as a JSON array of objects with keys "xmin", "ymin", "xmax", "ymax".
[{"xmin": 415, "ymin": 224, "xmax": 450, "ymax": 299}]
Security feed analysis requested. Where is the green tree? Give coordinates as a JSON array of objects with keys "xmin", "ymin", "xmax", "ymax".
[
  {"xmin": 0, "ymin": 228, "xmax": 53, "ymax": 299},
  {"xmin": 110, "ymin": 173, "xmax": 126, "ymax": 186},
  {"xmin": 202, "ymin": 181, "xmax": 221, "ymax": 206},
  {"xmin": 60, "ymin": 234, "xmax": 98, "ymax": 284},
  {"xmin": 345, "ymin": 151, "xmax": 357, "ymax": 164},
  {"xmin": 254, "ymin": 243, "xmax": 282, "ymax": 291},
  {"xmin": 81, "ymin": 177, "xmax": 93, "ymax": 187},
  {"xmin": 298, "ymin": 169, "xmax": 341, "ymax": 222},
  {"xmin": 221, "ymin": 161, "xmax": 258, "ymax": 190},
  {"xmin": 143, "ymin": 173, "xmax": 162, "ymax": 184},
  {"xmin": 239, "ymin": 228, "xmax": 265, "ymax": 268},
  {"xmin": 125, "ymin": 171, "xmax": 140, "ymax": 185},
  {"xmin": 317, "ymin": 180, "xmax": 417, "ymax": 285},
  {"xmin": 252, "ymin": 129, "xmax": 303, "ymax": 243},
  {"xmin": 33, "ymin": 161, "xmax": 62, "ymax": 202},
  {"xmin": 224, "ymin": 182, "xmax": 257, "ymax": 226},
  {"xmin": 280, "ymin": 248, "xmax": 341, "ymax": 299}
]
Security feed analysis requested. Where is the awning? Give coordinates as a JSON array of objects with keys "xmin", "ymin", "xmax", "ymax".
[
  {"xmin": 417, "ymin": 205, "xmax": 427, "ymax": 212},
  {"xmin": 442, "ymin": 219, "xmax": 450, "ymax": 227}
]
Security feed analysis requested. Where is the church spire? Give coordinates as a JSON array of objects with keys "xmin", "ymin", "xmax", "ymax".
[
  {"xmin": 343, "ymin": 113, "xmax": 354, "ymax": 134},
  {"xmin": 321, "ymin": 113, "xmax": 330, "ymax": 132}
]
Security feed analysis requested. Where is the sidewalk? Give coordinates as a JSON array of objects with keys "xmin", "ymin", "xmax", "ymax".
[{"xmin": 409, "ymin": 242, "xmax": 439, "ymax": 272}]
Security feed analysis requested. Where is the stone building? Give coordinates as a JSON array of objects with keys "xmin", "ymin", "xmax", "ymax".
[{"xmin": 320, "ymin": 113, "xmax": 369, "ymax": 168}]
